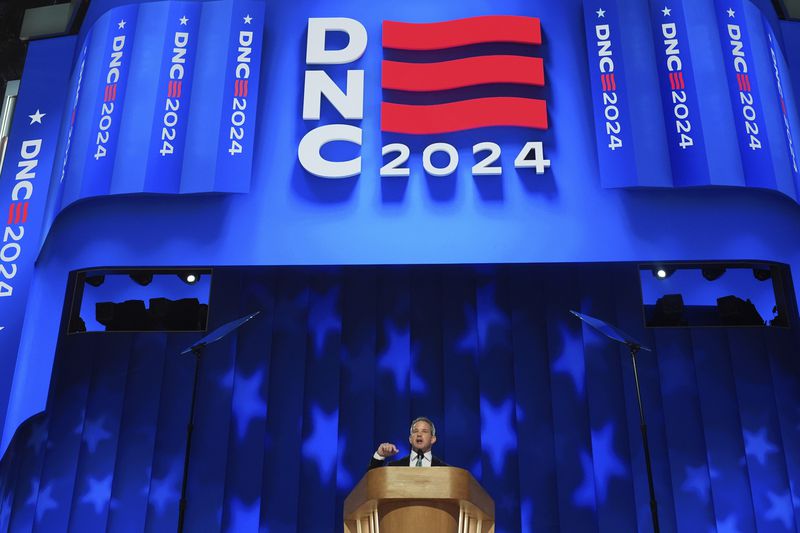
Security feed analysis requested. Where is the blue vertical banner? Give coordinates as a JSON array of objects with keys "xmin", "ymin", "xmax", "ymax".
[
  {"xmin": 48, "ymin": 36, "xmax": 91, "ymax": 231},
  {"xmin": 583, "ymin": 0, "xmax": 637, "ymax": 188},
  {"xmin": 648, "ymin": 0, "xmax": 709, "ymax": 187},
  {"xmin": 714, "ymin": 0, "xmax": 774, "ymax": 189},
  {"xmin": 214, "ymin": 0, "xmax": 265, "ymax": 192},
  {"xmin": 0, "ymin": 37, "xmax": 75, "ymax": 423},
  {"xmin": 763, "ymin": 18, "xmax": 800, "ymax": 183},
  {"xmin": 145, "ymin": 2, "xmax": 202, "ymax": 193},
  {"xmin": 81, "ymin": 4, "xmax": 139, "ymax": 198}
]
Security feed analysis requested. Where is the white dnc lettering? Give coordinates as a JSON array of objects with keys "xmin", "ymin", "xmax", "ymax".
[
  {"xmin": 1, "ymin": 138, "xmax": 41, "ymax": 297},
  {"xmin": 727, "ymin": 24, "xmax": 761, "ymax": 150},
  {"xmin": 228, "ymin": 30, "xmax": 254, "ymax": 156},
  {"xmin": 160, "ymin": 31, "xmax": 189, "ymax": 157},
  {"xmin": 596, "ymin": 24, "xmax": 622, "ymax": 151},
  {"xmin": 661, "ymin": 23, "xmax": 693, "ymax": 150},
  {"xmin": 94, "ymin": 35, "xmax": 126, "ymax": 160},
  {"xmin": 107, "ymin": 36, "xmax": 125, "ymax": 83},
  {"xmin": 298, "ymin": 17, "xmax": 366, "ymax": 178}
]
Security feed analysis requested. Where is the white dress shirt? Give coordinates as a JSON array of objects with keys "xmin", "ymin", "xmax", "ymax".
[{"xmin": 408, "ymin": 450, "xmax": 432, "ymax": 467}]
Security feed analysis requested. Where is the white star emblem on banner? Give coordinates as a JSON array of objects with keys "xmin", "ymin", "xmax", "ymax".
[
  {"xmin": 243, "ymin": 14, "xmax": 253, "ymax": 24},
  {"xmin": 118, "ymin": 19, "xmax": 126, "ymax": 29},
  {"xmin": 596, "ymin": 8, "xmax": 606, "ymax": 18},
  {"xmin": 727, "ymin": 8, "xmax": 735, "ymax": 17},
  {"xmin": 662, "ymin": 7, "xmax": 672, "ymax": 16},
  {"xmin": 28, "ymin": 109, "xmax": 45, "ymax": 124}
]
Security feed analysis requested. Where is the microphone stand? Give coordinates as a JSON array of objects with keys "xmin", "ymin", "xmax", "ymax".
[
  {"xmin": 570, "ymin": 310, "xmax": 659, "ymax": 533},
  {"xmin": 177, "ymin": 311, "xmax": 260, "ymax": 533}
]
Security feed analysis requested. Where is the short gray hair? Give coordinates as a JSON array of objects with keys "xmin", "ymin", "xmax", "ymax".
[{"xmin": 410, "ymin": 417, "xmax": 436, "ymax": 436}]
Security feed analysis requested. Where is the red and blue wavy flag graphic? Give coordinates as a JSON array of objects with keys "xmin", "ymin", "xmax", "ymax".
[{"xmin": 380, "ymin": 15, "xmax": 548, "ymax": 134}]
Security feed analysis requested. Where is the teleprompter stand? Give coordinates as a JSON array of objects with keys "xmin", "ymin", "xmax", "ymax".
[
  {"xmin": 177, "ymin": 311, "xmax": 260, "ymax": 533},
  {"xmin": 570, "ymin": 310, "xmax": 659, "ymax": 533}
]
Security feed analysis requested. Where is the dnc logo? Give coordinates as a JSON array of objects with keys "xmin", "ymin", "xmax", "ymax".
[{"xmin": 298, "ymin": 16, "xmax": 551, "ymax": 179}]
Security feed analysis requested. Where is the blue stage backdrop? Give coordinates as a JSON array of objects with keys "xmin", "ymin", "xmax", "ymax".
[
  {"xmin": 7, "ymin": 0, "xmax": 800, "ymax": 458},
  {"xmin": 0, "ymin": 264, "xmax": 798, "ymax": 532}
]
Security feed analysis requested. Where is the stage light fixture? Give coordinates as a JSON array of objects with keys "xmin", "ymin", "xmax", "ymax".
[
  {"xmin": 129, "ymin": 272, "xmax": 153, "ymax": 286},
  {"xmin": 753, "ymin": 267, "xmax": 771, "ymax": 281},
  {"xmin": 178, "ymin": 272, "xmax": 199, "ymax": 284},
  {"xmin": 702, "ymin": 266, "xmax": 726, "ymax": 281},
  {"xmin": 652, "ymin": 267, "xmax": 673, "ymax": 279},
  {"xmin": 85, "ymin": 274, "xmax": 105, "ymax": 287}
]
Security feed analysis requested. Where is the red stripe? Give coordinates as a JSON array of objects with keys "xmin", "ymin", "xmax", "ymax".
[
  {"xmin": 678, "ymin": 71, "xmax": 685, "ymax": 89},
  {"xmin": 381, "ymin": 97, "xmax": 547, "ymax": 134},
  {"xmin": 112, "ymin": 84, "xmax": 117, "ymax": 101},
  {"xmin": 745, "ymin": 75, "xmax": 751, "ymax": 92},
  {"xmin": 610, "ymin": 73, "xmax": 616, "ymax": 91},
  {"xmin": 21, "ymin": 202, "xmax": 28, "ymax": 223},
  {"xmin": 104, "ymin": 85, "xmax": 109, "ymax": 102},
  {"xmin": 382, "ymin": 56, "xmax": 544, "ymax": 92},
  {"xmin": 6, "ymin": 205, "xmax": 12, "ymax": 225},
  {"xmin": 177, "ymin": 81, "xmax": 182, "ymax": 98},
  {"xmin": 669, "ymin": 72, "xmax": 675, "ymax": 90},
  {"xmin": 236, "ymin": 79, "xmax": 241, "ymax": 97},
  {"xmin": 168, "ymin": 80, "xmax": 173, "ymax": 97},
  {"xmin": 382, "ymin": 16, "xmax": 541, "ymax": 50},
  {"xmin": 601, "ymin": 74, "xmax": 607, "ymax": 92},
  {"xmin": 14, "ymin": 203, "xmax": 21, "ymax": 224},
  {"xmin": 243, "ymin": 80, "xmax": 248, "ymax": 97},
  {"xmin": 736, "ymin": 73, "xmax": 742, "ymax": 91}
]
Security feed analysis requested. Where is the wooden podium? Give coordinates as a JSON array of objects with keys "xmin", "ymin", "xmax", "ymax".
[{"xmin": 343, "ymin": 467, "xmax": 494, "ymax": 533}]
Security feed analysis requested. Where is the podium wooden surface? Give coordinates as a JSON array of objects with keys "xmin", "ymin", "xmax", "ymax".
[{"xmin": 343, "ymin": 467, "xmax": 494, "ymax": 533}]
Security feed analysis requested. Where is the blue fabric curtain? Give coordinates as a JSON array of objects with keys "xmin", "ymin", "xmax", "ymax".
[{"xmin": 1, "ymin": 264, "xmax": 799, "ymax": 532}]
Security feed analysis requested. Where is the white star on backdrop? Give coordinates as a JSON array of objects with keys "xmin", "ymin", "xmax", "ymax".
[
  {"xmin": 28, "ymin": 109, "xmax": 45, "ymax": 124},
  {"xmin": 662, "ymin": 6, "xmax": 672, "ymax": 16},
  {"xmin": 226, "ymin": 498, "xmax": 260, "ymax": 532},
  {"xmin": 714, "ymin": 514, "xmax": 742, "ymax": 533},
  {"xmin": 743, "ymin": 427, "xmax": 778, "ymax": 465},
  {"xmin": 179, "ymin": 16, "xmax": 188, "ymax": 25},
  {"xmin": 596, "ymin": 8, "xmax": 606, "ymax": 18},
  {"xmin": 80, "ymin": 475, "xmax": 113, "ymax": 514},
  {"xmin": 243, "ymin": 14, "xmax": 253, "ymax": 24},
  {"xmin": 765, "ymin": 490, "xmax": 794, "ymax": 529},
  {"xmin": 227, "ymin": 368, "xmax": 266, "ymax": 440},
  {"xmin": 727, "ymin": 8, "xmax": 736, "ymax": 18},
  {"xmin": 118, "ymin": 19, "xmax": 126, "ymax": 29}
]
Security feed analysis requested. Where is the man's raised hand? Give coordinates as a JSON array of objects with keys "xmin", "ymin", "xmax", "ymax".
[{"xmin": 376, "ymin": 443, "xmax": 399, "ymax": 458}]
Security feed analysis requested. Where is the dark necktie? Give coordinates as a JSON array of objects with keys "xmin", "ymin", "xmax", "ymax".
[{"xmin": 415, "ymin": 453, "xmax": 424, "ymax": 467}]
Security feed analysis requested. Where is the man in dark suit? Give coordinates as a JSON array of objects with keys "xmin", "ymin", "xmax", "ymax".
[{"xmin": 369, "ymin": 417, "xmax": 448, "ymax": 469}]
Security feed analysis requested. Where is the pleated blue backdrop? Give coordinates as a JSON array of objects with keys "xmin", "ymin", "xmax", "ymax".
[{"xmin": 0, "ymin": 264, "xmax": 799, "ymax": 532}]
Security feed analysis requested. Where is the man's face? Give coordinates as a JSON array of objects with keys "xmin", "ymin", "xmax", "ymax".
[{"xmin": 409, "ymin": 420, "xmax": 437, "ymax": 453}]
